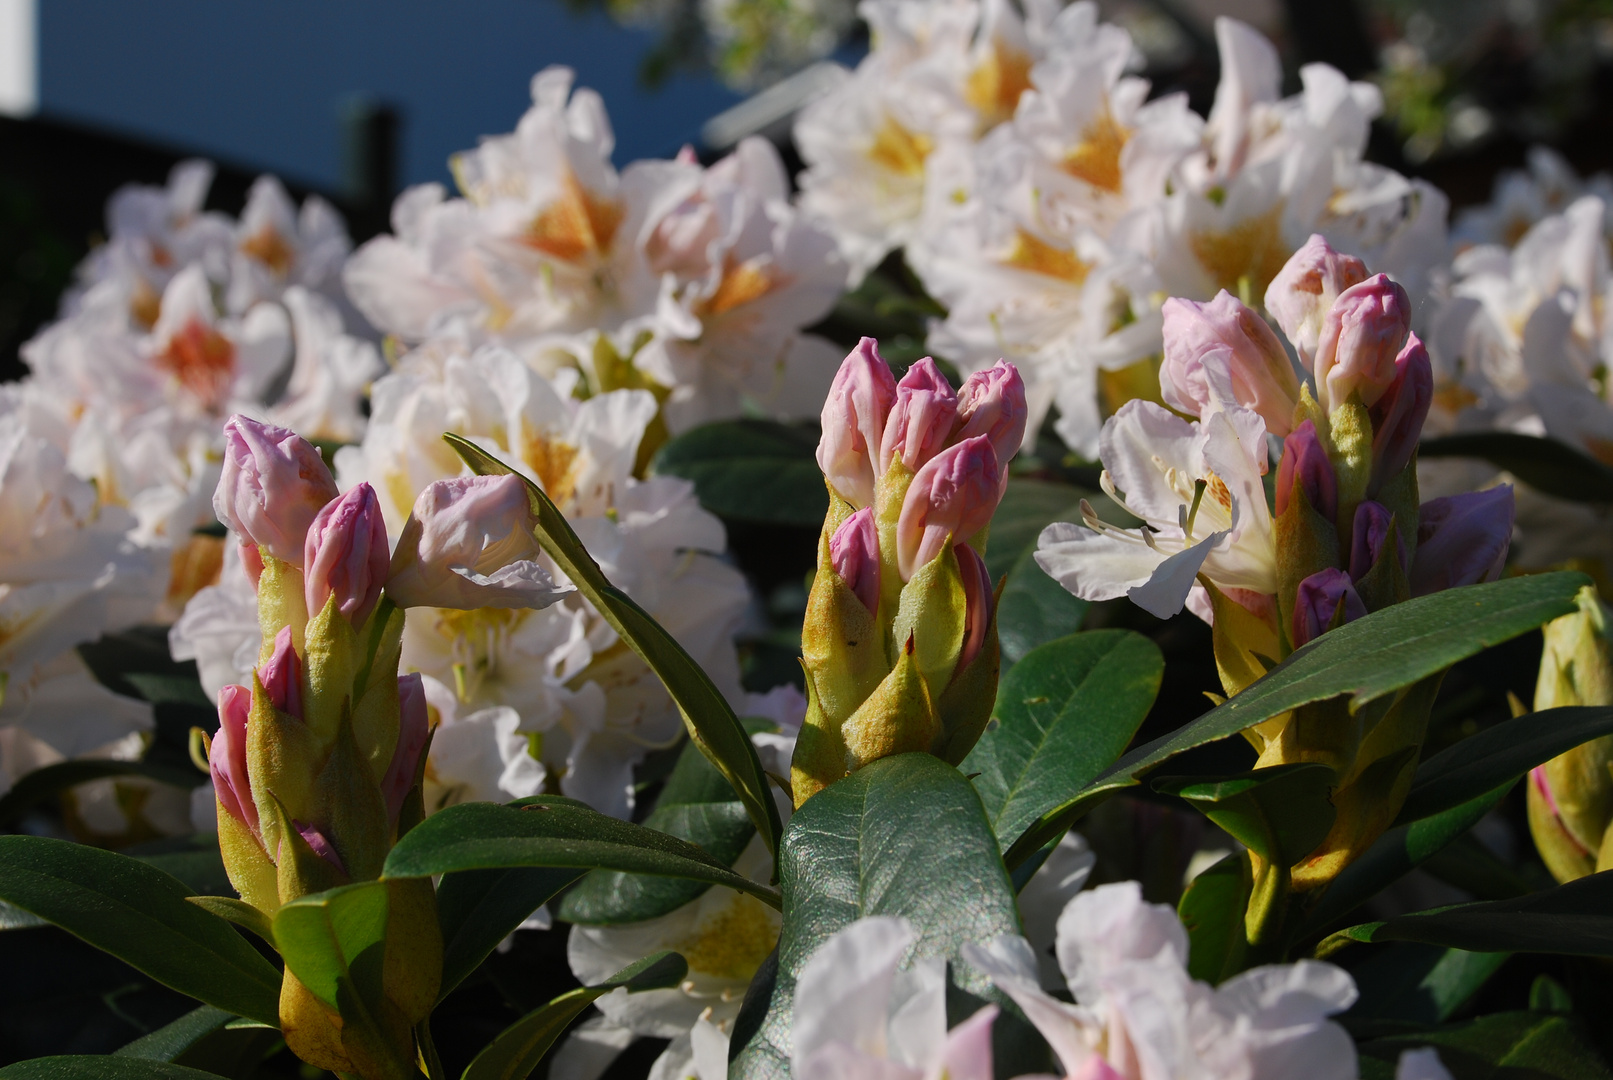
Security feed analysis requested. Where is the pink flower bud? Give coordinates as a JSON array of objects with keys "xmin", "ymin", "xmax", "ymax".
[
  {"xmin": 291, "ymin": 820, "xmax": 346, "ymax": 875},
  {"xmin": 1275, "ymin": 420, "xmax": 1338, "ymax": 521},
  {"xmin": 1410, "ymin": 487, "xmax": 1515, "ymax": 597},
  {"xmin": 214, "ymin": 415, "xmax": 339, "ymax": 566},
  {"xmin": 1292, "ymin": 568, "xmax": 1366, "ymax": 648},
  {"xmin": 1368, "ymin": 333, "xmax": 1433, "ymax": 496},
  {"xmin": 1314, "ymin": 274, "xmax": 1412, "ymax": 410},
  {"xmin": 258, "ymin": 625, "xmax": 303, "ymax": 719},
  {"xmin": 386, "ymin": 475, "xmax": 569, "ymax": 611},
  {"xmin": 1160, "ymin": 292, "xmax": 1300, "ymax": 436},
  {"xmin": 210, "ymin": 683, "xmax": 257, "ymax": 834},
  {"xmin": 879, "ymin": 357, "xmax": 957, "ymax": 474},
  {"xmin": 816, "ymin": 338, "xmax": 898, "ymax": 508},
  {"xmin": 382, "ymin": 673, "xmax": 432, "ymax": 826},
  {"xmin": 829, "ymin": 507, "xmax": 880, "ymax": 613},
  {"xmin": 1263, "ymin": 235, "xmax": 1369, "ymax": 369},
  {"xmin": 956, "ymin": 543, "xmax": 994, "ymax": 675},
  {"xmin": 239, "ymin": 542, "xmax": 265, "ymax": 588},
  {"xmin": 953, "ymin": 361, "xmax": 1028, "ymax": 468},
  {"xmin": 1348, "ymin": 500, "xmax": 1406, "ymax": 582},
  {"xmin": 896, "ymin": 435, "xmax": 1001, "ymax": 581},
  {"xmin": 304, "ymin": 482, "xmax": 391, "ymax": 628}
]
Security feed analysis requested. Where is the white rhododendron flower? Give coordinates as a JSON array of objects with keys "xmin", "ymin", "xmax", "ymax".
[
  {"xmin": 1452, "ymin": 146, "xmax": 1613, "ymax": 251},
  {"xmin": 417, "ymin": 673, "xmax": 549, "ymax": 809}
]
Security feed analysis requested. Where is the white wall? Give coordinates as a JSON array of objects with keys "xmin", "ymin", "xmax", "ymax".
[{"xmin": 0, "ymin": 0, "xmax": 37, "ymax": 116}]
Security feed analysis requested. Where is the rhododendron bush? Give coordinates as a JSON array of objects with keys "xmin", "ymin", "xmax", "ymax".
[{"xmin": 6, "ymin": 4, "xmax": 1613, "ymax": 1079}]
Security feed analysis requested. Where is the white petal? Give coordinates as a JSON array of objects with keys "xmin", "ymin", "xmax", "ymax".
[
  {"xmin": 1126, "ymin": 530, "xmax": 1225, "ymax": 618},
  {"xmin": 792, "ymin": 916, "xmax": 916, "ymax": 1072},
  {"xmin": 1036, "ymin": 521, "xmax": 1168, "ymax": 604}
]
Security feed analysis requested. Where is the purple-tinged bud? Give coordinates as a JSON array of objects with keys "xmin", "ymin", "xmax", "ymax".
[
  {"xmin": 292, "ymin": 821, "xmax": 346, "ymax": 875},
  {"xmin": 1292, "ymin": 567, "xmax": 1367, "ymax": 648},
  {"xmin": 1276, "ymin": 420, "xmax": 1338, "ymax": 521},
  {"xmin": 953, "ymin": 361, "xmax": 1028, "ymax": 468},
  {"xmin": 1348, "ymin": 500, "xmax": 1406, "ymax": 582},
  {"xmin": 1410, "ymin": 487, "xmax": 1515, "ymax": 597},
  {"xmin": 1263, "ymin": 234, "xmax": 1369, "ymax": 370},
  {"xmin": 829, "ymin": 507, "xmax": 881, "ymax": 613},
  {"xmin": 1368, "ymin": 333, "xmax": 1433, "ymax": 495},
  {"xmin": 383, "ymin": 673, "xmax": 431, "ymax": 826},
  {"xmin": 897, "ymin": 436, "xmax": 1002, "ymax": 581},
  {"xmin": 816, "ymin": 338, "xmax": 898, "ymax": 508},
  {"xmin": 259, "ymin": 625, "xmax": 303, "ymax": 719},
  {"xmin": 956, "ymin": 544, "xmax": 994, "ymax": 675},
  {"xmin": 1315, "ymin": 274, "xmax": 1412, "ymax": 411},
  {"xmin": 879, "ymin": 357, "xmax": 958, "ymax": 474},
  {"xmin": 214, "ymin": 414, "xmax": 339, "ymax": 566},
  {"xmin": 386, "ymin": 475, "xmax": 570, "ymax": 611},
  {"xmin": 211, "ymin": 683, "xmax": 257, "ymax": 834},
  {"xmin": 304, "ymin": 482, "xmax": 391, "ymax": 627},
  {"xmin": 1160, "ymin": 292, "xmax": 1300, "ymax": 436}
]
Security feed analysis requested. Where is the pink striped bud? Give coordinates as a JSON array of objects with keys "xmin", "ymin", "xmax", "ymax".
[
  {"xmin": 210, "ymin": 683, "xmax": 257, "ymax": 834},
  {"xmin": 1276, "ymin": 420, "xmax": 1338, "ymax": 521},
  {"xmin": 258, "ymin": 625, "xmax": 303, "ymax": 719},
  {"xmin": 829, "ymin": 507, "xmax": 880, "ymax": 613},
  {"xmin": 817, "ymin": 338, "xmax": 898, "ymax": 508},
  {"xmin": 879, "ymin": 357, "xmax": 957, "ymax": 474},
  {"xmin": 1292, "ymin": 568, "xmax": 1366, "ymax": 648},
  {"xmin": 953, "ymin": 361, "xmax": 1028, "ymax": 468},
  {"xmin": 1315, "ymin": 274, "xmax": 1411, "ymax": 411},
  {"xmin": 956, "ymin": 544, "xmax": 994, "ymax": 675},
  {"xmin": 292, "ymin": 821, "xmax": 346, "ymax": 875},
  {"xmin": 1160, "ymin": 292, "xmax": 1300, "ymax": 436},
  {"xmin": 897, "ymin": 436, "xmax": 1001, "ymax": 581},
  {"xmin": 383, "ymin": 673, "xmax": 432, "ymax": 825},
  {"xmin": 1263, "ymin": 235, "xmax": 1369, "ymax": 370},
  {"xmin": 1348, "ymin": 500, "xmax": 1405, "ymax": 582},
  {"xmin": 1410, "ymin": 487, "xmax": 1515, "ymax": 597},
  {"xmin": 304, "ymin": 482, "xmax": 391, "ymax": 628},
  {"xmin": 214, "ymin": 415, "xmax": 339, "ymax": 566},
  {"xmin": 1368, "ymin": 333, "xmax": 1433, "ymax": 496}
]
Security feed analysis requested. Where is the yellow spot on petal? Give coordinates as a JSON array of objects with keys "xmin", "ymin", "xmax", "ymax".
[
  {"xmin": 868, "ymin": 116, "xmax": 934, "ymax": 179},
  {"xmin": 1003, "ymin": 230, "xmax": 1090, "ymax": 284},
  {"xmin": 240, "ymin": 226, "xmax": 296, "ymax": 276},
  {"xmin": 156, "ymin": 318, "xmax": 237, "ymax": 411},
  {"xmin": 521, "ymin": 432, "xmax": 580, "ymax": 508},
  {"xmin": 166, "ymin": 533, "xmax": 225, "ymax": 612},
  {"xmin": 674, "ymin": 891, "xmax": 780, "ymax": 981},
  {"xmin": 526, "ymin": 172, "xmax": 625, "ymax": 263},
  {"xmin": 1188, "ymin": 202, "xmax": 1290, "ymax": 299},
  {"xmin": 965, "ymin": 38, "xmax": 1034, "ymax": 128},
  {"xmin": 1062, "ymin": 105, "xmax": 1130, "ymax": 194},
  {"xmin": 699, "ymin": 257, "xmax": 781, "ymax": 318},
  {"xmin": 130, "ymin": 279, "xmax": 162, "ymax": 330},
  {"xmin": 1432, "ymin": 379, "xmax": 1480, "ymax": 417}
]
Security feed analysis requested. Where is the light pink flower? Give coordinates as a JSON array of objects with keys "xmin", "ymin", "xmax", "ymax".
[
  {"xmin": 1315, "ymin": 274, "xmax": 1411, "ymax": 411},
  {"xmin": 879, "ymin": 357, "xmax": 958, "ymax": 475},
  {"xmin": 817, "ymin": 338, "xmax": 898, "ymax": 508},
  {"xmin": 1160, "ymin": 292, "xmax": 1300, "ymax": 436},
  {"xmin": 1264, "ymin": 235, "xmax": 1369, "ymax": 370},
  {"xmin": 952, "ymin": 361, "xmax": 1028, "ymax": 470},
  {"xmin": 210, "ymin": 683, "xmax": 257, "ymax": 833},
  {"xmin": 304, "ymin": 482, "xmax": 391, "ymax": 628},
  {"xmin": 829, "ymin": 507, "xmax": 881, "ymax": 613},
  {"xmin": 258, "ymin": 625, "xmax": 303, "ymax": 719},
  {"xmin": 214, "ymin": 414, "xmax": 339, "ymax": 566},
  {"xmin": 896, "ymin": 436, "xmax": 1001, "ymax": 581}
]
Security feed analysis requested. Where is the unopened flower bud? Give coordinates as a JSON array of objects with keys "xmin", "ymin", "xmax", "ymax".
[
  {"xmin": 214, "ymin": 415, "xmax": 339, "ymax": 566},
  {"xmin": 304, "ymin": 482, "xmax": 391, "ymax": 627},
  {"xmin": 387, "ymin": 475, "xmax": 570, "ymax": 611},
  {"xmin": 1276, "ymin": 420, "xmax": 1338, "ymax": 521},
  {"xmin": 953, "ymin": 361, "xmax": 1028, "ymax": 468},
  {"xmin": 1263, "ymin": 235, "xmax": 1369, "ymax": 369},
  {"xmin": 211, "ymin": 684, "xmax": 257, "ymax": 833},
  {"xmin": 239, "ymin": 542, "xmax": 265, "ymax": 588},
  {"xmin": 1292, "ymin": 568, "xmax": 1366, "ymax": 648},
  {"xmin": 1409, "ymin": 487, "xmax": 1514, "ymax": 597},
  {"xmin": 1368, "ymin": 333, "xmax": 1433, "ymax": 495},
  {"xmin": 259, "ymin": 625, "xmax": 303, "ymax": 719},
  {"xmin": 1315, "ymin": 274, "xmax": 1411, "ymax": 411},
  {"xmin": 896, "ymin": 436, "xmax": 1001, "ymax": 581},
  {"xmin": 293, "ymin": 821, "xmax": 346, "ymax": 875},
  {"xmin": 1348, "ymin": 500, "xmax": 1404, "ymax": 581},
  {"xmin": 879, "ymin": 357, "xmax": 958, "ymax": 475},
  {"xmin": 1160, "ymin": 292, "xmax": 1300, "ymax": 436},
  {"xmin": 383, "ymin": 673, "xmax": 431, "ymax": 825},
  {"xmin": 817, "ymin": 338, "xmax": 898, "ymax": 508},
  {"xmin": 956, "ymin": 544, "xmax": 994, "ymax": 674},
  {"xmin": 829, "ymin": 507, "xmax": 881, "ymax": 613}
]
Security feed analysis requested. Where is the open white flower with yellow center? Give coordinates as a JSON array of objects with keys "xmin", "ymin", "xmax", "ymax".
[
  {"xmin": 226, "ymin": 175, "xmax": 352, "ymax": 315},
  {"xmin": 1453, "ymin": 146, "xmax": 1613, "ymax": 250}
]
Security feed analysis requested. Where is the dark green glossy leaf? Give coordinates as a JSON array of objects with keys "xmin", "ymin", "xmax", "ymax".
[
  {"xmin": 0, "ymin": 761, "xmax": 199, "ymax": 826},
  {"xmin": 983, "ymin": 479, "xmax": 1089, "ymax": 583},
  {"xmin": 114, "ymin": 1005, "xmax": 234, "ymax": 1061},
  {"xmin": 0, "ymin": 836, "xmax": 281, "ymax": 1026},
  {"xmin": 1156, "ymin": 763, "xmax": 1336, "ymax": 867},
  {"xmin": 448, "ymin": 433, "xmax": 783, "ymax": 861},
  {"xmin": 1349, "ymin": 945, "xmax": 1507, "ymax": 1025},
  {"xmin": 1397, "ymin": 706, "xmax": 1613, "ymax": 824},
  {"xmin": 1421, "ymin": 833, "xmax": 1534, "ymax": 901},
  {"xmin": 1178, "ymin": 853, "xmax": 1251, "ymax": 985},
  {"xmin": 272, "ymin": 881, "xmax": 389, "ymax": 1011},
  {"xmin": 185, "ymin": 897, "xmax": 274, "ymax": 945},
  {"xmin": 996, "ymin": 547, "xmax": 1089, "ymax": 668},
  {"xmin": 1356, "ymin": 1011, "xmax": 1613, "ymax": 1080},
  {"xmin": 436, "ymin": 867, "xmax": 585, "ymax": 999},
  {"xmin": 0, "ymin": 1059, "xmax": 229, "ymax": 1079},
  {"xmin": 129, "ymin": 835, "xmax": 232, "ymax": 898},
  {"xmin": 122, "ymin": 673, "xmax": 214, "ymax": 709},
  {"xmin": 963, "ymin": 630, "xmax": 1161, "ymax": 849},
  {"xmin": 383, "ymin": 797, "xmax": 780, "ymax": 910},
  {"xmin": 1344, "ymin": 870, "xmax": 1613, "ymax": 957},
  {"xmin": 460, "ymin": 951, "xmax": 689, "ymax": 1080},
  {"xmin": 1421, "ymin": 432, "xmax": 1613, "ymax": 503},
  {"xmin": 650, "ymin": 419, "xmax": 826, "ymax": 526},
  {"xmin": 1004, "ymin": 572, "xmax": 1589, "ymax": 869},
  {"xmin": 731, "ymin": 754, "xmax": 1023, "ymax": 1079},
  {"xmin": 561, "ymin": 736, "xmax": 756, "ymax": 924}
]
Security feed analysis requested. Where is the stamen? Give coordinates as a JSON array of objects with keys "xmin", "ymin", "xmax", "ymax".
[{"xmin": 1184, "ymin": 478, "xmax": 1208, "ymax": 540}]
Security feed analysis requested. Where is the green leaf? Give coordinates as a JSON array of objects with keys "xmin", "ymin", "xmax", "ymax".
[
  {"xmin": 436, "ymin": 867, "xmax": 585, "ymax": 1000},
  {"xmin": 186, "ymin": 896, "xmax": 275, "ymax": 944},
  {"xmin": 1348, "ymin": 945, "xmax": 1508, "ymax": 1025},
  {"xmin": 0, "ymin": 1059, "xmax": 231, "ymax": 1079},
  {"xmin": 460, "ymin": 951, "xmax": 688, "ymax": 1080},
  {"xmin": 1356, "ymin": 1011, "xmax": 1613, "ymax": 1080},
  {"xmin": 1178, "ymin": 852, "xmax": 1251, "ymax": 985},
  {"xmin": 650, "ymin": 419, "xmax": 827, "ymax": 526},
  {"xmin": 0, "ymin": 836, "xmax": 281, "ymax": 1026},
  {"xmin": 995, "ymin": 547, "xmax": 1089, "ymax": 668},
  {"xmin": 383, "ymin": 797, "xmax": 781, "ymax": 910},
  {"xmin": 123, "ymin": 673, "xmax": 215, "ymax": 709},
  {"xmin": 1343, "ymin": 870, "xmax": 1613, "ymax": 957},
  {"xmin": 1155, "ymin": 763, "xmax": 1336, "ymax": 868},
  {"xmin": 963, "ymin": 630, "xmax": 1161, "ymax": 849},
  {"xmin": 273, "ymin": 881, "xmax": 390, "ymax": 1011},
  {"xmin": 731, "ymin": 754, "xmax": 1024, "ymax": 1079},
  {"xmin": 1420, "ymin": 432, "xmax": 1613, "ymax": 503},
  {"xmin": 114, "ymin": 1005, "xmax": 234, "ymax": 1061},
  {"xmin": 129, "ymin": 834, "xmax": 232, "ymax": 897},
  {"xmin": 1003, "ymin": 572, "xmax": 1590, "ymax": 869},
  {"xmin": 1396, "ymin": 706, "xmax": 1613, "ymax": 824},
  {"xmin": 983, "ymin": 479, "xmax": 1088, "ymax": 583},
  {"xmin": 560, "ymin": 736, "xmax": 757, "ymax": 924},
  {"xmin": 447, "ymin": 433, "xmax": 783, "ymax": 861},
  {"xmin": 0, "ymin": 761, "xmax": 200, "ymax": 826}
]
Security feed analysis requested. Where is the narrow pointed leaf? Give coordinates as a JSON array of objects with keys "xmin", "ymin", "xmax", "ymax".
[
  {"xmin": 115, "ymin": 1005, "xmax": 234, "ymax": 1061},
  {"xmin": 186, "ymin": 896, "xmax": 274, "ymax": 944},
  {"xmin": 272, "ymin": 881, "xmax": 389, "ymax": 1010},
  {"xmin": 1338, "ymin": 870, "xmax": 1613, "ymax": 957},
  {"xmin": 436, "ymin": 867, "xmax": 585, "ymax": 999},
  {"xmin": 1356, "ymin": 1011, "xmax": 1613, "ymax": 1080},
  {"xmin": 0, "ymin": 1060, "xmax": 229, "ymax": 1079},
  {"xmin": 1155, "ymin": 763, "xmax": 1336, "ymax": 867}
]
